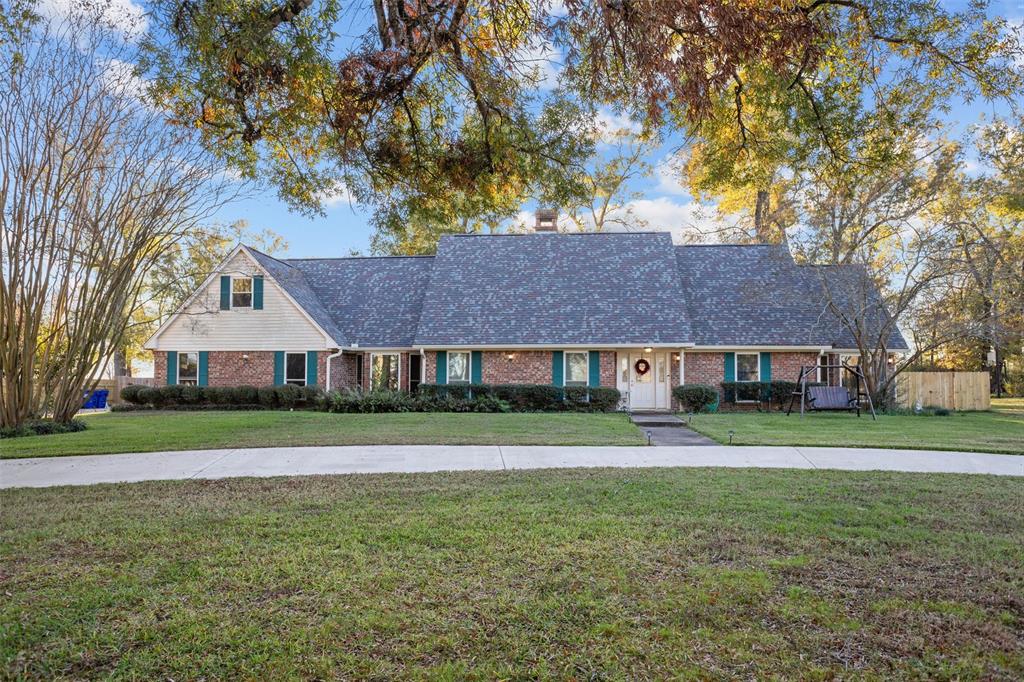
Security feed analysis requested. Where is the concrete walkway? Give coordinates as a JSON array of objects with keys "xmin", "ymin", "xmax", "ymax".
[{"xmin": 2, "ymin": 445, "xmax": 1021, "ymax": 488}]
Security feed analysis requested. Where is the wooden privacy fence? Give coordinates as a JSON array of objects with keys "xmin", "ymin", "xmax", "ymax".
[{"xmin": 895, "ymin": 372, "xmax": 990, "ymax": 411}]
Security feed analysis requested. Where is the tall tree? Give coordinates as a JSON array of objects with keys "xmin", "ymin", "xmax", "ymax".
[
  {"xmin": 144, "ymin": 0, "xmax": 1022, "ymax": 242},
  {"xmin": 0, "ymin": 2, "xmax": 233, "ymax": 427}
]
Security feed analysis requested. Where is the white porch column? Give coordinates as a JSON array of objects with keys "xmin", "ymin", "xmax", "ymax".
[{"xmin": 679, "ymin": 349, "xmax": 685, "ymax": 385}]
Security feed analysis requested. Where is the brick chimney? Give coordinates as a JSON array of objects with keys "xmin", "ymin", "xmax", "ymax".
[{"xmin": 534, "ymin": 208, "xmax": 558, "ymax": 232}]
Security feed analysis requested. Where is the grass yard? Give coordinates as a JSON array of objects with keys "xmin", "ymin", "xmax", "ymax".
[
  {"xmin": 3, "ymin": 468, "xmax": 1022, "ymax": 678},
  {"xmin": 0, "ymin": 410, "xmax": 645, "ymax": 459},
  {"xmin": 686, "ymin": 398, "xmax": 1024, "ymax": 455}
]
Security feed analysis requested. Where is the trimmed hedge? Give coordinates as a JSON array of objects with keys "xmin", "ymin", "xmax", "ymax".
[
  {"xmin": 1, "ymin": 418, "xmax": 88, "ymax": 439},
  {"xmin": 118, "ymin": 382, "xmax": 621, "ymax": 413},
  {"xmin": 418, "ymin": 383, "xmax": 621, "ymax": 412},
  {"xmin": 121, "ymin": 384, "xmax": 324, "ymax": 410},
  {"xmin": 672, "ymin": 384, "xmax": 719, "ymax": 413},
  {"xmin": 720, "ymin": 380, "xmax": 825, "ymax": 409},
  {"xmin": 323, "ymin": 389, "xmax": 510, "ymax": 414}
]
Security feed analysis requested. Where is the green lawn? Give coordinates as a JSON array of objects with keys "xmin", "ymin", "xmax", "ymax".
[
  {"xmin": 0, "ymin": 410, "xmax": 645, "ymax": 459},
  {"xmin": 686, "ymin": 399, "xmax": 1024, "ymax": 455},
  {"xmin": 3, "ymin": 468, "xmax": 1022, "ymax": 678}
]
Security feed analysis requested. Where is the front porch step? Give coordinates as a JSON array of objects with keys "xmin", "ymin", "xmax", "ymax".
[{"xmin": 629, "ymin": 412, "xmax": 684, "ymax": 428}]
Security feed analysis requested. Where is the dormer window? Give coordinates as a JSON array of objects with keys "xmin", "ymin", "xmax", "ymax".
[{"xmin": 231, "ymin": 277, "xmax": 252, "ymax": 308}]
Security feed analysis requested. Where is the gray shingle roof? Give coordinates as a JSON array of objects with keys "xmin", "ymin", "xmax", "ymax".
[
  {"xmin": 284, "ymin": 255, "xmax": 434, "ymax": 348},
  {"xmin": 413, "ymin": 233, "xmax": 693, "ymax": 345},
  {"xmin": 674, "ymin": 244, "xmax": 907, "ymax": 349},
  {"xmin": 245, "ymin": 235, "xmax": 906, "ymax": 350}
]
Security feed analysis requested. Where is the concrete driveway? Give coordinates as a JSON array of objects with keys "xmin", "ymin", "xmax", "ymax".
[{"xmin": 2, "ymin": 445, "xmax": 1022, "ymax": 488}]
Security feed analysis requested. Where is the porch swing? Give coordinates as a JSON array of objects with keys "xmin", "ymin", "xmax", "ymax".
[{"xmin": 786, "ymin": 362, "xmax": 877, "ymax": 420}]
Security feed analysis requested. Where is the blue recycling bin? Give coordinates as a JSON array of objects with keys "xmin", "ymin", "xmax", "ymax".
[{"xmin": 81, "ymin": 389, "xmax": 109, "ymax": 409}]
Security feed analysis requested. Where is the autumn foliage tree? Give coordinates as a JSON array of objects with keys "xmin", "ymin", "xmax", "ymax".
[{"xmin": 144, "ymin": 0, "xmax": 1024, "ymax": 238}]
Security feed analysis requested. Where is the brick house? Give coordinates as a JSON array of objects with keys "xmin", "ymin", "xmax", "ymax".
[{"xmin": 145, "ymin": 232, "xmax": 907, "ymax": 410}]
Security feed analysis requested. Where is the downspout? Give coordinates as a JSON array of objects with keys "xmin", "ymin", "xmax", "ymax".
[{"xmin": 325, "ymin": 348, "xmax": 344, "ymax": 391}]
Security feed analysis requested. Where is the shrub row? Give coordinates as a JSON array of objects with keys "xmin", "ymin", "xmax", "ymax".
[
  {"xmin": 720, "ymin": 380, "xmax": 828, "ymax": 408},
  {"xmin": 673, "ymin": 384, "xmax": 719, "ymax": 413},
  {"xmin": 121, "ymin": 384, "xmax": 324, "ymax": 409},
  {"xmin": 1, "ymin": 418, "xmax": 88, "ymax": 439},
  {"xmin": 323, "ymin": 389, "xmax": 510, "ymax": 414},
  {"xmin": 417, "ymin": 383, "xmax": 621, "ymax": 412}
]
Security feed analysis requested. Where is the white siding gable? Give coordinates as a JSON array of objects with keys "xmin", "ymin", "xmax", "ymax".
[{"xmin": 149, "ymin": 250, "xmax": 332, "ymax": 351}]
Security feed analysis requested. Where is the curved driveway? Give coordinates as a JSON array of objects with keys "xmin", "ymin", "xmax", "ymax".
[{"xmin": 2, "ymin": 445, "xmax": 1022, "ymax": 488}]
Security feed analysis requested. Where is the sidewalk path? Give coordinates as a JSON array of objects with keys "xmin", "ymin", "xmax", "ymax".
[{"xmin": 2, "ymin": 445, "xmax": 1021, "ymax": 488}]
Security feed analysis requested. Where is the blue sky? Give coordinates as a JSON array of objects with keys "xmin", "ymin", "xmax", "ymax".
[{"xmin": 41, "ymin": 0, "xmax": 1024, "ymax": 257}]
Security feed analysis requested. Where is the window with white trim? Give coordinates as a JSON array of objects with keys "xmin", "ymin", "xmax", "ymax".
[
  {"xmin": 285, "ymin": 352, "xmax": 306, "ymax": 386},
  {"xmin": 447, "ymin": 351, "xmax": 469, "ymax": 384},
  {"xmin": 371, "ymin": 353, "xmax": 399, "ymax": 391},
  {"xmin": 231, "ymin": 277, "xmax": 252, "ymax": 308},
  {"xmin": 735, "ymin": 353, "xmax": 759, "ymax": 382},
  {"xmin": 178, "ymin": 352, "xmax": 198, "ymax": 385},
  {"xmin": 565, "ymin": 351, "xmax": 588, "ymax": 386}
]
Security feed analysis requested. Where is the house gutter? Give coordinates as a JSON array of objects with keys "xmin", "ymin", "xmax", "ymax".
[{"xmin": 324, "ymin": 348, "xmax": 344, "ymax": 390}]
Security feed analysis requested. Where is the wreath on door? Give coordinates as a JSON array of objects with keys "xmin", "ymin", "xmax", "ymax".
[{"xmin": 634, "ymin": 358, "xmax": 651, "ymax": 376}]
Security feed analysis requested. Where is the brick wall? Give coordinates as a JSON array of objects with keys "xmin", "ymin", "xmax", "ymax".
[
  {"xmin": 599, "ymin": 351, "xmax": 616, "ymax": 388},
  {"xmin": 327, "ymin": 352, "xmax": 361, "ymax": 390},
  {"xmin": 771, "ymin": 352, "xmax": 820, "ymax": 384},
  {"xmin": 153, "ymin": 350, "xmax": 330, "ymax": 388},
  {"xmin": 482, "ymin": 351, "xmax": 553, "ymax": 384},
  {"xmin": 422, "ymin": 350, "xmax": 617, "ymax": 387},
  {"xmin": 683, "ymin": 352, "xmax": 726, "ymax": 390},
  {"xmin": 208, "ymin": 350, "xmax": 275, "ymax": 386},
  {"xmin": 153, "ymin": 351, "xmax": 167, "ymax": 385}
]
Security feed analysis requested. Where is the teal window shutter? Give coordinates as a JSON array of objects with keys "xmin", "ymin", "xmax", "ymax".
[
  {"xmin": 588, "ymin": 351, "xmax": 601, "ymax": 387},
  {"xmin": 166, "ymin": 351, "xmax": 177, "ymax": 385},
  {"xmin": 724, "ymin": 352, "xmax": 735, "ymax": 382},
  {"xmin": 220, "ymin": 276, "xmax": 231, "ymax": 310},
  {"xmin": 306, "ymin": 351, "xmax": 318, "ymax": 387},
  {"xmin": 760, "ymin": 352, "xmax": 771, "ymax": 382},
  {"xmin": 253, "ymin": 276, "xmax": 264, "ymax": 310},
  {"xmin": 552, "ymin": 351, "xmax": 564, "ymax": 386},
  {"xmin": 436, "ymin": 351, "xmax": 447, "ymax": 384},
  {"xmin": 198, "ymin": 351, "xmax": 209, "ymax": 387},
  {"xmin": 471, "ymin": 351, "xmax": 482, "ymax": 384},
  {"xmin": 273, "ymin": 351, "xmax": 285, "ymax": 385}
]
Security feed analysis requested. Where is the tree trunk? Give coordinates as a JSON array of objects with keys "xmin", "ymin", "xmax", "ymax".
[{"xmin": 754, "ymin": 189, "xmax": 770, "ymax": 242}]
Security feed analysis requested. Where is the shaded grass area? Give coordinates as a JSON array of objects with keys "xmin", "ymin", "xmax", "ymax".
[
  {"xmin": 686, "ymin": 404, "xmax": 1024, "ymax": 455},
  {"xmin": 2, "ymin": 468, "xmax": 1022, "ymax": 678},
  {"xmin": 0, "ymin": 411, "xmax": 644, "ymax": 459}
]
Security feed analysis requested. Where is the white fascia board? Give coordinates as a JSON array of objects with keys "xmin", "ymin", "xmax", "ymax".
[
  {"xmin": 415, "ymin": 343, "xmax": 695, "ymax": 350},
  {"xmin": 689, "ymin": 345, "xmax": 830, "ymax": 352}
]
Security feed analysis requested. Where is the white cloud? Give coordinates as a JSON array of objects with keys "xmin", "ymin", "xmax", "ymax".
[
  {"xmin": 594, "ymin": 107, "xmax": 642, "ymax": 139},
  {"xmin": 514, "ymin": 199, "xmax": 723, "ymax": 243},
  {"xmin": 613, "ymin": 198, "xmax": 721, "ymax": 243},
  {"xmin": 319, "ymin": 182, "xmax": 354, "ymax": 209},
  {"xmin": 99, "ymin": 57, "xmax": 151, "ymax": 105},
  {"xmin": 653, "ymin": 154, "xmax": 689, "ymax": 196},
  {"xmin": 38, "ymin": 0, "xmax": 148, "ymax": 40},
  {"xmin": 516, "ymin": 39, "xmax": 562, "ymax": 90}
]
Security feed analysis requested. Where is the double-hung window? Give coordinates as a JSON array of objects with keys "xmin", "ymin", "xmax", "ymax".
[
  {"xmin": 178, "ymin": 352, "xmax": 198, "ymax": 385},
  {"xmin": 371, "ymin": 353, "xmax": 400, "ymax": 391},
  {"xmin": 735, "ymin": 353, "xmax": 760, "ymax": 382},
  {"xmin": 285, "ymin": 352, "xmax": 306, "ymax": 386},
  {"xmin": 231, "ymin": 277, "xmax": 253, "ymax": 308},
  {"xmin": 565, "ymin": 351, "xmax": 588, "ymax": 386},
  {"xmin": 447, "ymin": 351, "xmax": 470, "ymax": 384}
]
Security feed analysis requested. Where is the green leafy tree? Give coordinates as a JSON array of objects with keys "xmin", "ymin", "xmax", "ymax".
[{"xmin": 143, "ymin": 0, "xmax": 1022, "ymax": 247}]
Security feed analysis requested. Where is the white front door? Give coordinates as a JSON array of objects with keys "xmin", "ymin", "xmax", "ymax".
[{"xmin": 629, "ymin": 351, "xmax": 655, "ymax": 409}]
